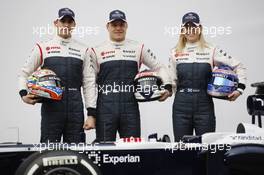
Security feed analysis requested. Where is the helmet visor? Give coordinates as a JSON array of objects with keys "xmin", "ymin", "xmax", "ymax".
[
  {"xmin": 137, "ymin": 77, "xmax": 157, "ymax": 86},
  {"xmin": 213, "ymin": 77, "xmax": 235, "ymax": 87},
  {"xmin": 39, "ymin": 75, "xmax": 61, "ymax": 87},
  {"xmin": 136, "ymin": 76, "xmax": 162, "ymax": 90}
]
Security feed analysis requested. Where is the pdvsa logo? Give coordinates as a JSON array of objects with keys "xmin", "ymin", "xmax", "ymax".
[
  {"xmin": 46, "ymin": 46, "xmax": 61, "ymax": 51},
  {"xmin": 101, "ymin": 51, "xmax": 115, "ymax": 56},
  {"xmin": 175, "ymin": 53, "xmax": 189, "ymax": 57}
]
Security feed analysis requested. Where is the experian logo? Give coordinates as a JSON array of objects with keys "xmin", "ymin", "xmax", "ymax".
[
  {"xmin": 88, "ymin": 151, "xmax": 141, "ymax": 166},
  {"xmin": 103, "ymin": 154, "xmax": 140, "ymax": 165}
]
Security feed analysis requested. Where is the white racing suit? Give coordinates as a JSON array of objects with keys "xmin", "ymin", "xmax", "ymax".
[
  {"xmin": 18, "ymin": 35, "xmax": 90, "ymax": 143},
  {"xmin": 86, "ymin": 39, "xmax": 171, "ymax": 141},
  {"xmin": 168, "ymin": 42, "xmax": 246, "ymax": 141}
]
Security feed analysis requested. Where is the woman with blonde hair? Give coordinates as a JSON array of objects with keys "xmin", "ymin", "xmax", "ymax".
[{"xmin": 168, "ymin": 12, "xmax": 246, "ymax": 141}]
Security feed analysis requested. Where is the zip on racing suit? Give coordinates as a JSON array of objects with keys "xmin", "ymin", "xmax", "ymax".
[
  {"xmin": 18, "ymin": 35, "xmax": 90, "ymax": 143},
  {"xmin": 86, "ymin": 39, "xmax": 171, "ymax": 141},
  {"xmin": 168, "ymin": 42, "xmax": 246, "ymax": 141}
]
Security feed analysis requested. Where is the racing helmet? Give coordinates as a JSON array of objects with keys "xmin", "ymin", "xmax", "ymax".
[
  {"xmin": 134, "ymin": 70, "xmax": 164, "ymax": 102},
  {"xmin": 207, "ymin": 65, "xmax": 238, "ymax": 99},
  {"xmin": 27, "ymin": 69, "xmax": 63, "ymax": 100}
]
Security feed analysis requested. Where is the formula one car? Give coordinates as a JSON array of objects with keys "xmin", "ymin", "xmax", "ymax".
[
  {"xmin": 0, "ymin": 122, "xmax": 264, "ymax": 175},
  {"xmin": 1, "ymin": 82, "xmax": 263, "ymax": 175}
]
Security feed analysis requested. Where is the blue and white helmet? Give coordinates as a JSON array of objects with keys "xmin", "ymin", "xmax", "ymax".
[{"xmin": 207, "ymin": 65, "xmax": 238, "ymax": 99}]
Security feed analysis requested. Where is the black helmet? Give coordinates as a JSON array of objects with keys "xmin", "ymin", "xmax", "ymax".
[{"xmin": 134, "ymin": 70, "xmax": 164, "ymax": 102}]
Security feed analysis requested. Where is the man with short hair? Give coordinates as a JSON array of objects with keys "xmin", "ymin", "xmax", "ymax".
[
  {"xmin": 18, "ymin": 8, "xmax": 90, "ymax": 143},
  {"xmin": 83, "ymin": 10, "xmax": 172, "ymax": 141}
]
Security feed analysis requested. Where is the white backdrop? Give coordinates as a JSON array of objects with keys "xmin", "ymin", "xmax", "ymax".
[{"xmin": 0, "ymin": 0, "xmax": 263, "ymax": 143}]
